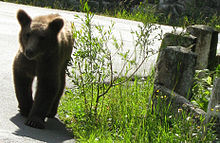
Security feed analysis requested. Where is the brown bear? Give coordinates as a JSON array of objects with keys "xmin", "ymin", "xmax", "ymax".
[{"xmin": 13, "ymin": 9, "xmax": 74, "ymax": 129}]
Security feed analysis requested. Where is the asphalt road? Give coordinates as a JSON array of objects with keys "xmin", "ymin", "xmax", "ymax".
[{"xmin": 0, "ymin": 1, "xmax": 219, "ymax": 143}]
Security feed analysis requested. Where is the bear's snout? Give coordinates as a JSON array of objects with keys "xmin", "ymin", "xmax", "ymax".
[{"xmin": 25, "ymin": 49, "xmax": 34, "ymax": 59}]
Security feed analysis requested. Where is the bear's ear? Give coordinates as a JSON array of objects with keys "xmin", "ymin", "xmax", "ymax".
[
  {"xmin": 48, "ymin": 18, "xmax": 64, "ymax": 34},
  {"xmin": 17, "ymin": 9, "xmax": 32, "ymax": 27}
]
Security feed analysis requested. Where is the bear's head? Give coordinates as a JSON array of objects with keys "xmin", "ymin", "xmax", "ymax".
[{"xmin": 17, "ymin": 9, "xmax": 64, "ymax": 60}]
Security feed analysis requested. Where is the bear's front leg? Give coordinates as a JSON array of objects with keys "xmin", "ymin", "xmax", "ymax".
[
  {"xmin": 47, "ymin": 69, "xmax": 66, "ymax": 118},
  {"xmin": 13, "ymin": 53, "xmax": 35, "ymax": 117},
  {"xmin": 14, "ymin": 73, "xmax": 34, "ymax": 117},
  {"xmin": 26, "ymin": 73, "xmax": 59, "ymax": 129}
]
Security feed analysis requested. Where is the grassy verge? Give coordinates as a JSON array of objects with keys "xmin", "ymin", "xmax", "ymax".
[{"xmin": 58, "ymin": 75, "xmax": 217, "ymax": 142}]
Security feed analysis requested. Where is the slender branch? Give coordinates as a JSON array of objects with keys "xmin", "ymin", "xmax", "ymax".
[
  {"xmin": 78, "ymin": 62, "xmax": 88, "ymax": 106},
  {"xmin": 113, "ymin": 51, "xmax": 158, "ymax": 86},
  {"xmin": 116, "ymin": 50, "xmax": 136, "ymax": 79},
  {"xmin": 94, "ymin": 54, "xmax": 113, "ymax": 114}
]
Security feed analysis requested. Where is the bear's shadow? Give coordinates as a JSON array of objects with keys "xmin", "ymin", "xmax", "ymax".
[{"xmin": 10, "ymin": 113, "xmax": 74, "ymax": 143}]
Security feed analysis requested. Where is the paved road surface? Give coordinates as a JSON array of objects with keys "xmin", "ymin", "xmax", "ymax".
[{"xmin": 0, "ymin": 1, "xmax": 219, "ymax": 143}]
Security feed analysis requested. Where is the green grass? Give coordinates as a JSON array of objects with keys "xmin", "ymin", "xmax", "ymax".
[
  {"xmin": 58, "ymin": 75, "xmax": 217, "ymax": 142},
  {"xmin": 108, "ymin": 5, "xmax": 220, "ymax": 31},
  {"xmin": 103, "ymin": 4, "xmax": 159, "ymax": 24},
  {"xmin": 191, "ymin": 65, "xmax": 220, "ymax": 111}
]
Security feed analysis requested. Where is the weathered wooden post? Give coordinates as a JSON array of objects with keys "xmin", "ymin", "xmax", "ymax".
[
  {"xmin": 207, "ymin": 78, "xmax": 220, "ymax": 118},
  {"xmin": 160, "ymin": 33, "xmax": 197, "ymax": 50},
  {"xmin": 186, "ymin": 25, "xmax": 219, "ymax": 70},
  {"xmin": 153, "ymin": 45, "xmax": 206, "ymax": 116},
  {"xmin": 206, "ymin": 78, "xmax": 220, "ymax": 138},
  {"xmin": 154, "ymin": 46, "xmax": 197, "ymax": 99},
  {"xmin": 155, "ymin": 32, "xmax": 197, "ymax": 99},
  {"xmin": 217, "ymin": 55, "xmax": 220, "ymax": 65}
]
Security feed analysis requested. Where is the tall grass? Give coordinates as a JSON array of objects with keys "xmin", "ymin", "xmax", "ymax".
[{"xmin": 58, "ymin": 75, "xmax": 217, "ymax": 142}]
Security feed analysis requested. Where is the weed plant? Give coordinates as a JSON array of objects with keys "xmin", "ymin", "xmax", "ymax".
[
  {"xmin": 192, "ymin": 66, "xmax": 220, "ymax": 111},
  {"xmin": 67, "ymin": 1, "xmax": 160, "ymax": 118}
]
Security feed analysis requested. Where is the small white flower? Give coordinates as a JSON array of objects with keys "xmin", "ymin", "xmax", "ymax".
[
  {"xmin": 95, "ymin": 138, "xmax": 99, "ymax": 141},
  {"xmin": 186, "ymin": 117, "xmax": 191, "ymax": 121}
]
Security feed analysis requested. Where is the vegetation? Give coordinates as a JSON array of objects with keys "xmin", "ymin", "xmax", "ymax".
[
  {"xmin": 192, "ymin": 65, "xmax": 220, "ymax": 111},
  {"xmin": 108, "ymin": 2, "xmax": 220, "ymax": 31},
  {"xmin": 58, "ymin": 75, "xmax": 217, "ymax": 142},
  {"xmin": 67, "ymin": 2, "xmax": 159, "ymax": 119},
  {"xmin": 59, "ymin": 2, "xmax": 218, "ymax": 142}
]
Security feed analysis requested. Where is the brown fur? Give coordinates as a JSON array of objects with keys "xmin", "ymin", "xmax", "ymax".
[{"xmin": 13, "ymin": 9, "xmax": 74, "ymax": 129}]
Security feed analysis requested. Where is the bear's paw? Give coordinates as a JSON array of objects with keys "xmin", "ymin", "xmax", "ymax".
[{"xmin": 25, "ymin": 116, "xmax": 45, "ymax": 129}]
